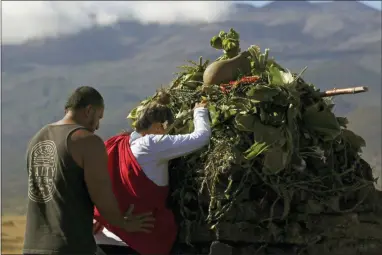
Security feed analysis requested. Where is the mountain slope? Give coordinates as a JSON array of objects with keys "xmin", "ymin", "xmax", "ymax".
[{"xmin": 2, "ymin": 1, "xmax": 381, "ymax": 214}]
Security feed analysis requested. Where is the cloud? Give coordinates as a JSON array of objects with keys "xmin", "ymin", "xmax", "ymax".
[{"xmin": 2, "ymin": 1, "xmax": 236, "ymax": 44}]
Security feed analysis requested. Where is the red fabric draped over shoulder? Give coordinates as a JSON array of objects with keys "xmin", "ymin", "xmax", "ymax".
[{"xmin": 93, "ymin": 134, "xmax": 177, "ymax": 255}]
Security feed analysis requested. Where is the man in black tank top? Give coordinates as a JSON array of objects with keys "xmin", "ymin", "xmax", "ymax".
[{"xmin": 23, "ymin": 86, "xmax": 154, "ymax": 255}]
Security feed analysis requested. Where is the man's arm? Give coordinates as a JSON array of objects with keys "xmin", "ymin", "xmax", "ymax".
[{"xmin": 69, "ymin": 130, "xmax": 127, "ymax": 228}]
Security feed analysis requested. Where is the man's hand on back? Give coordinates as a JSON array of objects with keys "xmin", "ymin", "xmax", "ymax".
[
  {"xmin": 93, "ymin": 206, "xmax": 154, "ymax": 235},
  {"xmin": 122, "ymin": 205, "xmax": 155, "ymax": 233}
]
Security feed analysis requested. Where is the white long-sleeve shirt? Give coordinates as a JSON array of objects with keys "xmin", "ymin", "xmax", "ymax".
[{"xmin": 95, "ymin": 107, "xmax": 211, "ymax": 246}]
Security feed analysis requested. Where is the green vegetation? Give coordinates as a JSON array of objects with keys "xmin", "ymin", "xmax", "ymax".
[{"xmin": 128, "ymin": 29, "xmax": 382, "ymax": 254}]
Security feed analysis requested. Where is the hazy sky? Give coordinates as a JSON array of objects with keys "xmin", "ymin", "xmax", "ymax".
[
  {"xmin": 247, "ymin": 1, "xmax": 382, "ymax": 9},
  {"xmin": 2, "ymin": 1, "xmax": 381, "ymax": 45}
]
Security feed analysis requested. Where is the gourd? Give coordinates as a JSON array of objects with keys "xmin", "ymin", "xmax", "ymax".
[{"xmin": 203, "ymin": 51, "xmax": 252, "ymax": 85}]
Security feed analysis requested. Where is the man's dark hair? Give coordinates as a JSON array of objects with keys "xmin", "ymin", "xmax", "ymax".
[{"xmin": 64, "ymin": 86, "xmax": 104, "ymax": 111}]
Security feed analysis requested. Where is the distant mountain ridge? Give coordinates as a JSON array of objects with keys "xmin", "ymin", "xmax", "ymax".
[{"xmin": 2, "ymin": 1, "xmax": 381, "ymax": 214}]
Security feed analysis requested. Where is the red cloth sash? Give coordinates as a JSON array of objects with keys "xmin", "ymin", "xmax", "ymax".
[{"xmin": 93, "ymin": 135, "xmax": 177, "ymax": 255}]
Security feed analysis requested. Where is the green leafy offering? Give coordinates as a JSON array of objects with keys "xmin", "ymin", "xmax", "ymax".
[
  {"xmin": 127, "ymin": 28, "xmax": 377, "ymax": 252},
  {"xmin": 302, "ymin": 103, "xmax": 341, "ymax": 141}
]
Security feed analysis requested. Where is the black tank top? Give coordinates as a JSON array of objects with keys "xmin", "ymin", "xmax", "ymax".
[{"xmin": 23, "ymin": 124, "xmax": 96, "ymax": 255}]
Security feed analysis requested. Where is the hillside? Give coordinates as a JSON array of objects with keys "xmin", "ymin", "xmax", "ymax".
[
  {"xmin": 1, "ymin": 216, "xmax": 25, "ymax": 254},
  {"xmin": 2, "ymin": 1, "xmax": 381, "ymax": 214}
]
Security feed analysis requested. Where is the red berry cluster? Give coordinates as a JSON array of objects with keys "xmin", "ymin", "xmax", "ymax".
[{"xmin": 220, "ymin": 76, "xmax": 260, "ymax": 93}]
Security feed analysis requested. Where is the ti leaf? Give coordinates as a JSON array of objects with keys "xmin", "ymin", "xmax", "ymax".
[
  {"xmin": 210, "ymin": 36, "xmax": 223, "ymax": 49},
  {"xmin": 222, "ymin": 38, "xmax": 238, "ymax": 52},
  {"xmin": 127, "ymin": 107, "xmax": 138, "ymax": 119},
  {"xmin": 246, "ymin": 85, "xmax": 280, "ymax": 102},
  {"xmin": 341, "ymin": 129, "xmax": 366, "ymax": 152},
  {"xmin": 208, "ymin": 105, "xmax": 221, "ymax": 127},
  {"xmin": 244, "ymin": 142, "xmax": 269, "ymax": 160},
  {"xmin": 263, "ymin": 146, "xmax": 289, "ymax": 175},
  {"xmin": 302, "ymin": 103, "xmax": 341, "ymax": 141},
  {"xmin": 268, "ymin": 66, "xmax": 284, "ymax": 85},
  {"xmin": 235, "ymin": 114, "xmax": 286, "ymax": 146},
  {"xmin": 227, "ymin": 28, "xmax": 240, "ymax": 40}
]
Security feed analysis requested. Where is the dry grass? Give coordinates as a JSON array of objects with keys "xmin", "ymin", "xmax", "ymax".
[{"xmin": 2, "ymin": 215, "xmax": 26, "ymax": 254}]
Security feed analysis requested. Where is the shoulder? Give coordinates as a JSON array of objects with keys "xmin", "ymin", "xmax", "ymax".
[
  {"xmin": 69, "ymin": 129, "xmax": 104, "ymax": 150},
  {"xmin": 130, "ymin": 134, "xmax": 166, "ymax": 152},
  {"xmin": 131, "ymin": 134, "xmax": 154, "ymax": 146},
  {"xmin": 145, "ymin": 134, "xmax": 174, "ymax": 144}
]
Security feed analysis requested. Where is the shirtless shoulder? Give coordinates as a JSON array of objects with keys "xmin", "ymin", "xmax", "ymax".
[{"xmin": 68, "ymin": 129, "xmax": 105, "ymax": 168}]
